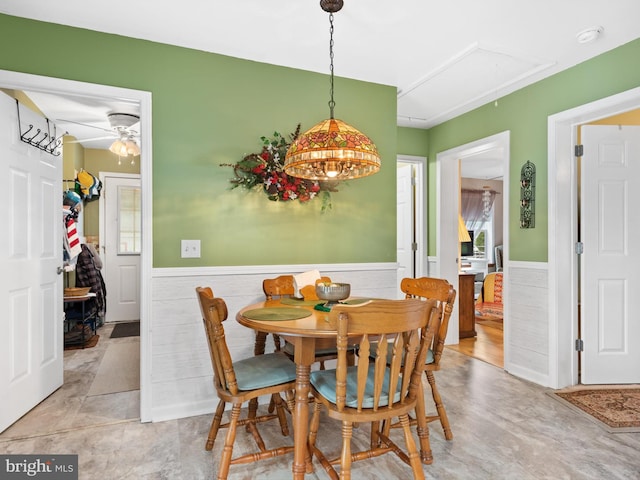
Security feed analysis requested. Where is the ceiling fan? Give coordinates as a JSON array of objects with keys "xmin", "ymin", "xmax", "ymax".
[{"xmin": 62, "ymin": 112, "xmax": 141, "ymax": 155}]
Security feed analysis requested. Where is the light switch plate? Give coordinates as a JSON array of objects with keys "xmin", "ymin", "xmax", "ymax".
[{"xmin": 181, "ymin": 239, "xmax": 201, "ymax": 258}]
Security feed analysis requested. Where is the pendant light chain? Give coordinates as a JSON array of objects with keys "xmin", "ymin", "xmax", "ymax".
[
  {"xmin": 328, "ymin": 12, "xmax": 335, "ymax": 119},
  {"xmin": 283, "ymin": 0, "xmax": 380, "ymax": 182}
]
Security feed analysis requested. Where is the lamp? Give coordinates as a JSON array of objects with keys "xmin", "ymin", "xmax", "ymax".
[
  {"xmin": 284, "ymin": 0, "xmax": 380, "ymax": 181},
  {"xmin": 109, "ymin": 134, "xmax": 140, "ymax": 157},
  {"xmin": 458, "ymin": 214, "xmax": 471, "ymax": 242}
]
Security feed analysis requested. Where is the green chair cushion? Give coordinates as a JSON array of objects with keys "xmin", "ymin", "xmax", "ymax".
[
  {"xmin": 310, "ymin": 364, "xmax": 402, "ymax": 409},
  {"xmin": 233, "ymin": 352, "xmax": 296, "ymax": 390}
]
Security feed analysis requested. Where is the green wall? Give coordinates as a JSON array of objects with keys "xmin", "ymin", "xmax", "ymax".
[
  {"xmin": 426, "ymin": 38, "xmax": 640, "ymax": 262},
  {"xmin": 0, "ymin": 14, "xmax": 397, "ymax": 268},
  {"xmin": 397, "ymin": 126, "xmax": 429, "ymax": 157}
]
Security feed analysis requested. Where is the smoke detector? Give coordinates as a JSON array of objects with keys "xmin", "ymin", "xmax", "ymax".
[{"xmin": 576, "ymin": 26, "xmax": 603, "ymax": 44}]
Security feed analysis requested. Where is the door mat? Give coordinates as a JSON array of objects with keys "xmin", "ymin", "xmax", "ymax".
[
  {"xmin": 88, "ymin": 339, "xmax": 140, "ymax": 396},
  {"xmin": 110, "ymin": 321, "xmax": 140, "ymax": 338},
  {"xmin": 549, "ymin": 386, "xmax": 640, "ymax": 433},
  {"xmin": 64, "ymin": 334, "xmax": 99, "ymax": 350}
]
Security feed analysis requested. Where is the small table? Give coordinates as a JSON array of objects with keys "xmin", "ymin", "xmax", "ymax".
[
  {"xmin": 458, "ymin": 273, "xmax": 477, "ymax": 338},
  {"xmin": 63, "ymin": 293, "xmax": 97, "ymax": 348},
  {"xmin": 236, "ymin": 298, "xmax": 433, "ymax": 478}
]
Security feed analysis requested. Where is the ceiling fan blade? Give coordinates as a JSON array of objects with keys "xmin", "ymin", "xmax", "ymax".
[
  {"xmin": 56, "ymin": 118, "xmax": 113, "ymax": 133},
  {"xmin": 64, "ymin": 135, "xmax": 117, "ymax": 144}
]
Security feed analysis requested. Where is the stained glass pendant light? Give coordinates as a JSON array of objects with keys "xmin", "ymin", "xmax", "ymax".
[{"xmin": 284, "ymin": 0, "xmax": 381, "ymax": 181}]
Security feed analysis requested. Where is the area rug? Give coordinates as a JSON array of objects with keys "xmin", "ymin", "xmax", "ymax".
[
  {"xmin": 110, "ymin": 321, "xmax": 140, "ymax": 338},
  {"xmin": 550, "ymin": 386, "xmax": 640, "ymax": 433},
  {"xmin": 87, "ymin": 339, "xmax": 140, "ymax": 396}
]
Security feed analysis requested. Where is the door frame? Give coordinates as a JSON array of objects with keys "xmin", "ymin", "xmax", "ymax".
[
  {"xmin": 436, "ymin": 131, "xmax": 510, "ymax": 346},
  {"xmin": 99, "ymin": 172, "xmax": 142, "ymax": 322},
  {"xmin": 548, "ymin": 85, "xmax": 640, "ymax": 389},
  {"xmin": 0, "ymin": 69, "xmax": 153, "ymax": 422},
  {"xmin": 397, "ymin": 155, "xmax": 426, "ymax": 282}
]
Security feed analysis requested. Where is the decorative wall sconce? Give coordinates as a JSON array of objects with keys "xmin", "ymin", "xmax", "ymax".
[{"xmin": 520, "ymin": 160, "xmax": 536, "ymax": 228}]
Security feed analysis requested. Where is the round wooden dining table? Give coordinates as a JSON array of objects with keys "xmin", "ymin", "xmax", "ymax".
[
  {"xmin": 236, "ymin": 298, "xmax": 339, "ymax": 479},
  {"xmin": 237, "ymin": 297, "xmax": 435, "ymax": 477}
]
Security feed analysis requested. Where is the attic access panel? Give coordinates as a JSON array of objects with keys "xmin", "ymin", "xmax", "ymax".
[{"xmin": 397, "ymin": 42, "xmax": 555, "ymax": 127}]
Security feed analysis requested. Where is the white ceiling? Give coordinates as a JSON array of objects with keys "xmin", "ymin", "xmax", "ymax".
[
  {"xmin": 3, "ymin": 0, "xmax": 639, "ymax": 174},
  {"xmin": 23, "ymin": 90, "xmax": 141, "ymax": 150}
]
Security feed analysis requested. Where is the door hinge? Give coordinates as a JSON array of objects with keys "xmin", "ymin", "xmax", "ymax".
[
  {"xmin": 575, "ymin": 338, "xmax": 584, "ymax": 352},
  {"xmin": 411, "ymin": 242, "xmax": 417, "ymax": 251},
  {"xmin": 575, "ymin": 242, "xmax": 584, "ymax": 255},
  {"xmin": 575, "ymin": 144, "xmax": 584, "ymax": 157}
]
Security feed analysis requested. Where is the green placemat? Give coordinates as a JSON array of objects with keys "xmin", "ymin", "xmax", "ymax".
[
  {"xmin": 282, "ymin": 297, "xmax": 372, "ymax": 307},
  {"xmin": 280, "ymin": 297, "xmax": 320, "ymax": 306},
  {"xmin": 313, "ymin": 298, "xmax": 372, "ymax": 312},
  {"xmin": 344, "ymin": 298, "xmax": 372, "ymax": 305},
  {"xmin": 242, "ymin": 307, "xmax": 312, "ymax": 321}
]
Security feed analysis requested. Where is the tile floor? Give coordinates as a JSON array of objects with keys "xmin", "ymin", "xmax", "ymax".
[{"xmin": 1, "ymin": 323, "xmax": 639, "ymax": 479}]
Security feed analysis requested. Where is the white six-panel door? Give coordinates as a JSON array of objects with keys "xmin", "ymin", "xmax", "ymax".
[
  {"xmin": 0, "ymin": 93, "xmax": 63, "ymax": 432},
  {"xmin": 581, "ymin": 125, "xmax": 640, "ymax": 384},
  {"xmin": 396, "ymin": 163, "xmax": 414, "ymax": 299}
]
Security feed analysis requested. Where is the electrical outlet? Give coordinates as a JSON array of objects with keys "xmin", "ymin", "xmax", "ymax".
[{"xmin": 181, "ymin": 239, "xmax": 201, "ymax": 258}]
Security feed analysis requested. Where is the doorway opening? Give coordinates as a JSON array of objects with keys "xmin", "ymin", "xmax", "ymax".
[
  {"xmin": 435, "ymin": 131, "xmax": 510, "ymax": 364},
  {"xmin": 0, "ymin": 69, "xmax": 152, "ymax": 428},
  {"xmin": 548, "ymin": 86, "xmax": 640, "ymax": 389},
  {"xmin": 576, "ymin": 112, "xmax": 640, "ymax": 384}
]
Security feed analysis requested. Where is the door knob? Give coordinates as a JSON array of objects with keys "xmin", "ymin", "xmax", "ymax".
[{"xmin": 57, "ymin": 266, "xmax": 64, "ymax": 275}]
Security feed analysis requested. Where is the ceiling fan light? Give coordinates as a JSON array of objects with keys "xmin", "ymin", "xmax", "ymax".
[
  {"xmin": 109, "ymin": 136, "xmax": 140, "ymax": 157},
  {"xmin": 109, "ymin": 139, "xmax": 128, "ymax": 156},
  {"xmin": 125, "ymin": 139, "xmax": 140, "ymax": 156}
]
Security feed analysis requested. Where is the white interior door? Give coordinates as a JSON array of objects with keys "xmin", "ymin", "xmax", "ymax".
[
  {"xmin": 102, "ymin": 174, "xmax": 141, "ymax": 322},
  {"xmin": 0, "ymin": 93, "xmax": 63, "ymax": 432},
  {"xmin": 397, "ymin": 163, "xmax": 414, "ymax": 298},
  {"xmin": 437, "ymin": 154, "xmax": 461, "ymax": 342},
  {"xmin": 581, "ymin": 125, "xmax": 640, "ymax": 384}
]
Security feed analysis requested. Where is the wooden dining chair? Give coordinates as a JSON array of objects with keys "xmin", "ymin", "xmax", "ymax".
[
  {"xmin": 263, "ymin": 274, "xmax": 338, "ymax": 370},
  {"xmin": 195, "ymin": 287, "xmax": 296, "ymax": 479},
  {"xmin": 307, "ymin": 298, "xmax": 437, "ymax": 480},
  {"xmin": 400, "ymin": 277, "xmax": 457, "ymax": 444},
  {"xmin": 257, "ymin": 275, "xmax": 297, "ymax": 355}
]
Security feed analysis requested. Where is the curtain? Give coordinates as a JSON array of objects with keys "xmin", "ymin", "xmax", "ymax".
[{"xmin": 461, "ymin": 188, "xmax": 497, "ymax": 232}]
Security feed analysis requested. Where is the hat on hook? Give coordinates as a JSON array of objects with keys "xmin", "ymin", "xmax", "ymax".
[{"xmin": 63, "ymin": 190, "xmax": 82, "ymax": 208}]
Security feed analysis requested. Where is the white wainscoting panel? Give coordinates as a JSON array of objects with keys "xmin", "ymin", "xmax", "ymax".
[
  {"xmin": 427, "ymin": 256, "xmax": 439, "ymax": 277},
  {"xmin": 421, "ymin": 257, "xmax": 552, "ymax": 385},
  {"xmin": 505, "ymin": 262, "xmax": 550, "ymax": 386},
  {"xmin": 149, "ymin": 263, "xmax": 397, "ymax": 421}
]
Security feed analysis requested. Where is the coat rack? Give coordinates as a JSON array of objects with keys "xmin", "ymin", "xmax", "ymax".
[{"xmin": 16, "ymin": 99, "xmax": 67, "ymax": 156}]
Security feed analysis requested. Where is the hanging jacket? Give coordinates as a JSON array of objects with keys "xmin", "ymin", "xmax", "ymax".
[{"xmin": 75, "ymin": 244, "xmax": 107, "ymax": 323}]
